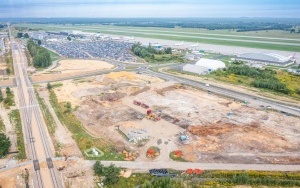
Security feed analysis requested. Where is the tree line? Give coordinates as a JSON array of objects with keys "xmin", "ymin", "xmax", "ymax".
[
  {"xmin": 0, "ymin": 88, "xmax": 12, "ymax": 158},
  {"xmin": 27, "ymin": 40, "xmax": 51, "ymax": 68},
  {"xmin": 17, "ymin": 32, "xmax": 29, "ymax": 38}
]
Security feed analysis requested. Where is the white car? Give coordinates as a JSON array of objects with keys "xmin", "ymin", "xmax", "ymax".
[{"xmin": 205, "ymin": 84, "xmax": 210, "ymax": 87}]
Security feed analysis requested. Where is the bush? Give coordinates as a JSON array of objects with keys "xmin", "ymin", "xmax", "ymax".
[
  {"xmin": 93, "ymin": 161, "xmax": 121, "ymax": 185},
  {"xmin": 8, "ymin": 110, "xmax": 26, "ymax": 159},
  {"xmin": 0, "ymin": 133, "xmax": 11, "ymax": 157}
]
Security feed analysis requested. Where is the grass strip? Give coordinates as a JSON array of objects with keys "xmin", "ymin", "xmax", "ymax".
[{"xmin": 8, "ymin": 110, "xmax": 26, "ymax": 160}]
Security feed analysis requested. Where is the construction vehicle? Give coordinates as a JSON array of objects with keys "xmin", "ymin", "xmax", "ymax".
[
  {"xmin": 179, "ymin": 135, "xmax": 189, "ymax": 141},
  {"xmin": 133, "ymin": 100, "xmax": 141, "ymax": 106},
  {"xmin": 146, "ymin": 113, "xmax": 161, "ymax": 121},
  {"xmin": 108, "ymin": 97, "xmax": 117, "ymax": 102},
  {"xmin": 147, "ymin": 109, "xmax": 152, "ymax": 115},
  {"xmin": 174, "ymin": 84, "xmax": 181, "ymax": 89},
  {"xmin": 141, "ymin": 103, "xmax": 149, "ymax": 109}
]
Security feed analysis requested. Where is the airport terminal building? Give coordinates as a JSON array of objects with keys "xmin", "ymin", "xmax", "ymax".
[{"xmin": 235, "ymin": 52, "xmax": 294, "ymax": 67}]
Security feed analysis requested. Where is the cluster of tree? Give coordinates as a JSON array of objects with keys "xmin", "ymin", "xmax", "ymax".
[
  {"xmin": 93, "ymin": 161, "xmax": 121, "ymax": 185},
  {"xmin": 0, "ymin": 133, "xmax": 11, "ymax": 158},
  {"xmin": 132, "ymin": 43, "xmax": 172, "ymax": 58},
  {"xmin": 2, "ymin": 87, "xmax": 15, "ymax": 107},
  {"xmin": 131, "ymin": 43, "xmax": 183, "ymax": 63},
  {"xmin": 216, "ymin": 65, "xmax": 290, "ymax": 94},
  {"xmin": 5, "ymin": 51, "xmax": 13, "ymax": 75},
  {"xmin": 252, "ymin": 78, "xmax": 289, "ymax": 94},
  {"xmin": 0, "ymin": 24, "xmax": 5, "ymax": 29},
  {"xmin": 17, "ymin": 32, "xmax": 29, "ymax": 38},
  {"xmin": 64, "ymin": 102, "xmax": 72, "ymax": 113},
  {"xmin": 290, "ymin": 28, "xmax": 300, "ymax": 33},
  {"xmin": 226, "ymin": 65, "xmax": 276, "ymax": 78},
  {"xmin": 27, "ymin": 40, "xmax": 51, "ymax": 68}
]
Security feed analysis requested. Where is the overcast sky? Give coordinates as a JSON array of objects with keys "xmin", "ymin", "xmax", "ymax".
[{"xmin": 0, "ymin": 0, "xmax": 299, "ymax": 18}]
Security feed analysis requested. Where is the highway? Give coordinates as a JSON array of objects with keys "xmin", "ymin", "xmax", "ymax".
[{"xmin": 8, "ymin": 24, "xmax": 62, "ymax": 188}]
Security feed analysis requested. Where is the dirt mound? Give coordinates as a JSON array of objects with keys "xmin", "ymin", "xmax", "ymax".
[
  {"xmin": 130, "ymin": 86, "xmax": 150, "ymax": 96},
  {"xmin": 155, "ymin": 84, "xmax": 185, "ymax": 96},
  {"xmin": 189, "ymin": 122, "xmax": 236, "ymax": 136}
]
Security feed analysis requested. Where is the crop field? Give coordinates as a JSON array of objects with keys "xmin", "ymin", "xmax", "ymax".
[{"xmin": 14, "ymin": 23, "xmax": 300, "ymax": 52}]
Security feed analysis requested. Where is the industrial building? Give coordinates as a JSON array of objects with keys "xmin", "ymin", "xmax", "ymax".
[
  {"xmin": 183, "ymin": 58, "xmax": 225, "ymax": 74},
  {"xmin": 235, "ymin": 52, "xmax": 295, "ymax": 67}
]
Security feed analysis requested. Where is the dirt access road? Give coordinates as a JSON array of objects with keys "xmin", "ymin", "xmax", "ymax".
[{"xmin": 84, "ymin": 159, "xmax": 300, "ymax": 172}]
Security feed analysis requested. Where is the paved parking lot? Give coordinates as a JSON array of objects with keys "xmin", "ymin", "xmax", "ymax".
[{"xmin": 44, "ymin": 40, "xmax": 137, "ymax": 62}]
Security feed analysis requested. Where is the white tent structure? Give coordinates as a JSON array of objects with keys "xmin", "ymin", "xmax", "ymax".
[
  {"xmin": 183, "ymin": 58, "xmax": 225, "ymax": 75},
  {"xmin": 195, "ymin": 58, "xmax": 226, "ymax": 71}
]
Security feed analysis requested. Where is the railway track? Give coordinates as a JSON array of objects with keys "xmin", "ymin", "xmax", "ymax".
[
  {"xmin": 12, "ymin": 43, "xmax": 44, "ymax": 188},
  {"xmin": 9, "ymin": 23, "xmax": 62, "ymax": 188}
]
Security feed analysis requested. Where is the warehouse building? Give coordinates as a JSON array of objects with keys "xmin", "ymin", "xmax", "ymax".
[{"xmin": 235, "ymin": 52, "xmax": 294, "ymax": 67}]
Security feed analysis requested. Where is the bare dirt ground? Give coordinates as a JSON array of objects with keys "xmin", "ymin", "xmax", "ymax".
[
  {"xmin": 36, "ymin": 87, "xmax": 82, "ymax": 158},
  {"xmin": 0, "ymin": 78, "xmax": 14, "ymax": 86},
  {"xmin": 0, "ymin": 164, "xmax": 31, "ymax": 188},
  {"xmin": 50, "ymin": 59, "xmax": 114, "ymax": 74},
  {"xmin": 52, "ymin": 71, "xmax": 300, "ymax": 164},
  {"xmin": 55, "ymin": 159, "xmax": 95, "ymax": 188},
  {"xmin": 0, "ymin": 59, "xmax": 7, "ymax": 76},
  {"xmin": 31, "ymin": 59, "xmax": 114, "ymax": 83}
]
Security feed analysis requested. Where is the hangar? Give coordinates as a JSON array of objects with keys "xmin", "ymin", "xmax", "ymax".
[
  {"xmin": 183, "ymin": 58, "xmax": 225, "ymax": 74},
  {"xmin": 236, "ymin": 52, "xmax": 294, "ymax": 67}
]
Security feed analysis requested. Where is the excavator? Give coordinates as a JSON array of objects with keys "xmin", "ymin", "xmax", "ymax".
[
  {"xmin": 146, "ymin": 114, "xmax": 161, "ymax": 121},
  {"xmin": 146, "ymin": 110, "xmax": 161, "ymax": 121}
]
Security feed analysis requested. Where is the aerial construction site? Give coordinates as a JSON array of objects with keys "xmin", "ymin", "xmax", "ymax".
[
  {"xmin": 35, "ymin": 65, "xmax": 300, "ymax": 165},
  {"xmin": 1, "ymin": 18, "xmax": 300, "ymax": 187}
]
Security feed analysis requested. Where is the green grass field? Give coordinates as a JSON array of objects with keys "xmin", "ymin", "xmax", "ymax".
[
  {"xmin": 8, "ymin": 110, "xmax": 26, "ymax": 160},
  {"xmin": 47, "ymin": 49, "xmax": 60, "ymax": 62},
  {"xmin": 14, "ymin": 23, "xmax": 300, "ymax": 52}
]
